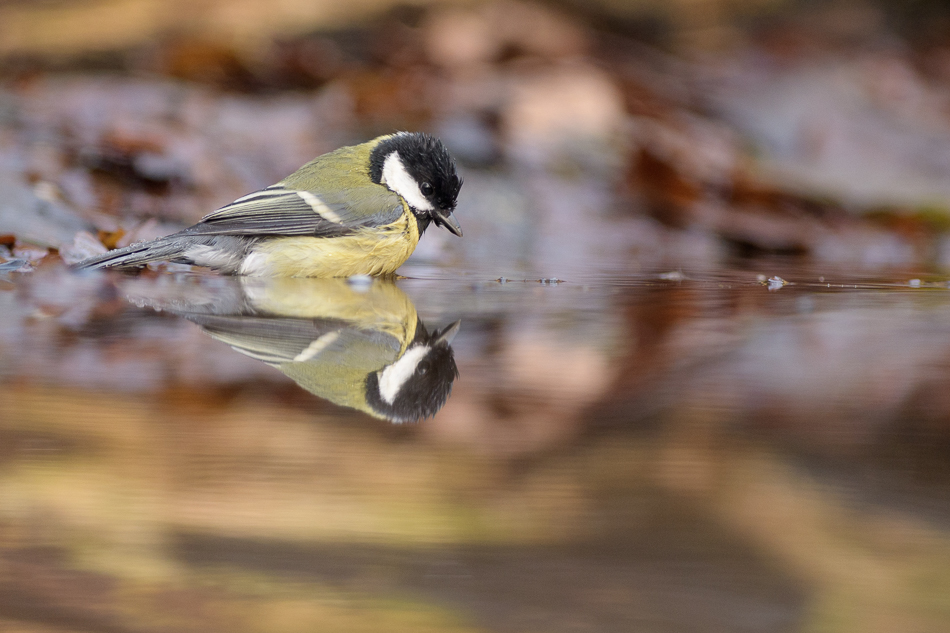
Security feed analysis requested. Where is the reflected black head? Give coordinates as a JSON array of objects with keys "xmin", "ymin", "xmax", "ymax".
[
  {"xmin": 365, "ymin": 321, "xmax": 460, "ymax": 423},
  {"xmin": 369, "ymin": 132, "xmax": 462, "ymax": 214}
]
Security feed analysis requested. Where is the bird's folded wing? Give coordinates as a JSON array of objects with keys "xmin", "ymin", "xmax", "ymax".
[
  {"xmin": 183, "ymin": 313, "xmax": 399, "ymax": 365},
  {"xmin": 185, "ymin": 313, "xmax": 349, "ymax": 364},
  {"xmin": 187, "ymin": 184, "xmax": 405, "ymax": 237}
]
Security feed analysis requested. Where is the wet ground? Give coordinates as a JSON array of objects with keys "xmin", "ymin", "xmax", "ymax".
[{"xmin": 2, "ymin": 261, "xmax": 950, "ymax": 632}]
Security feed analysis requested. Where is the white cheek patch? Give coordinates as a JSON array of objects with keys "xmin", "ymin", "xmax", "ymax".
[
  {"xmin": 377, "ymin": 345, "xmax": 430, "ymax": 404},
  {"xmin": 382, "ymin": 152, "xmax": 434, "ymax": 212}
]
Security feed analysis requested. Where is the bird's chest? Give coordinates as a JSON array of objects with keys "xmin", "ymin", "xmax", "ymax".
[{"xmin": 242, "ymin": 209, "xmax": 420, "ymax": 277}]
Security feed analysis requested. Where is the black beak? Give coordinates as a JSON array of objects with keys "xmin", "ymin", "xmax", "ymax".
[
  {"xmin": 432, "ymin": 210, "xmax": 463, "ymax": 237},
  {"xmin": 434, "ymin": 320, "xmax": 461, "ymax": 345}
]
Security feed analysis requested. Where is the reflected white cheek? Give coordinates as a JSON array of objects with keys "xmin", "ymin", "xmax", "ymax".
[
  {"xmin": 377, "ymin": 345, "xmax": 430, "ymax": 404},
  {"xmin": 382, "ymin": 152, "xmax": 434, "ymax": 212}
]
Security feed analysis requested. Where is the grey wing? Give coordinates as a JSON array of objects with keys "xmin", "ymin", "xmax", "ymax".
[
  {"xmin": 184, "ymin": 184, "xmax": 405, "ymax": 238},
  {"xmin": 183, "ymin": 313, "xmax": 399, "ymax": 367},
  {"xmin": 185, "ymin": 313, "xmax": 350, "ymax": 364}
]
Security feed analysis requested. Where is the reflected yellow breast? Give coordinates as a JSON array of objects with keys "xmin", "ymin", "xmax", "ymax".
[
  {"xmin": 240, "ymin": 208, "xmax": 420, "ymax": 277},
  {"xmin": 239, "ymin": 277, "xmax": 418, "ymax": 351}
]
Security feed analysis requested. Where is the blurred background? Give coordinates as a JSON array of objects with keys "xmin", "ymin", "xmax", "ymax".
[{"xmin": 3, "ymin": 0, "xmax": 950, "ymax": 631}]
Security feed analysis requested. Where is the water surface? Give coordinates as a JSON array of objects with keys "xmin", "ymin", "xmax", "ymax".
[{"xmin": 1, "ymin": 263, "xmax": 949, "ymax": 632}]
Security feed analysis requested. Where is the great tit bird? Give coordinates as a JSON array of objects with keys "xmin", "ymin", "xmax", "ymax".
[
  {"xmin": 75, "ymin": 132, "xmax": 463, "ymax": 277},
  {"xmin": 123, "ymin": 276, "xmax": 460, "ymax": 422}
]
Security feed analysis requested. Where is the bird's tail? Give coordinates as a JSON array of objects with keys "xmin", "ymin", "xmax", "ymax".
[{"xmin": 72, "ymin": 235, "xmax": 189, "ymax": 271}]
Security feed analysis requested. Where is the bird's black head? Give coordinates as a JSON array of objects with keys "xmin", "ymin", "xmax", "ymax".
[
  {"xmin": 369, "ymin": 132, "xmax": 463, "ymax": 236},
  {"xmin": 364, "ymin": 320, "xmax": 460, "ymax": 423}
]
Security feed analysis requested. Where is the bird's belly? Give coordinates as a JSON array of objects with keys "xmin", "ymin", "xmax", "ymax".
[{"xmin": 240, "ymin": 221, "xmax": 420, "ymax": 277}]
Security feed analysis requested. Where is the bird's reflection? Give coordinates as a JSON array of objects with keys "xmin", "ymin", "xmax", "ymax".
[{"xmin": 130, "ymin": 277, "xmax": 459, "ymax": 422}]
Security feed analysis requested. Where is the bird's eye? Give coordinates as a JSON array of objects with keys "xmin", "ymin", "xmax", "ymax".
[{"xmin": 420, "ymin": 182, "xmax": 433, "ymax": 196}]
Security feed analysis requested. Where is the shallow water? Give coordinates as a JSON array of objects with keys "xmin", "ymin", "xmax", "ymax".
[{"xmin": 2, "ymin": 263, "xmax": 950, "ymax": 632}]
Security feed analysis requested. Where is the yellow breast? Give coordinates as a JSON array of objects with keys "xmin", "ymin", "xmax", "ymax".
[{"xmin": 239, "ymin": 209, "xmax": 421, "ymax": 277}]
